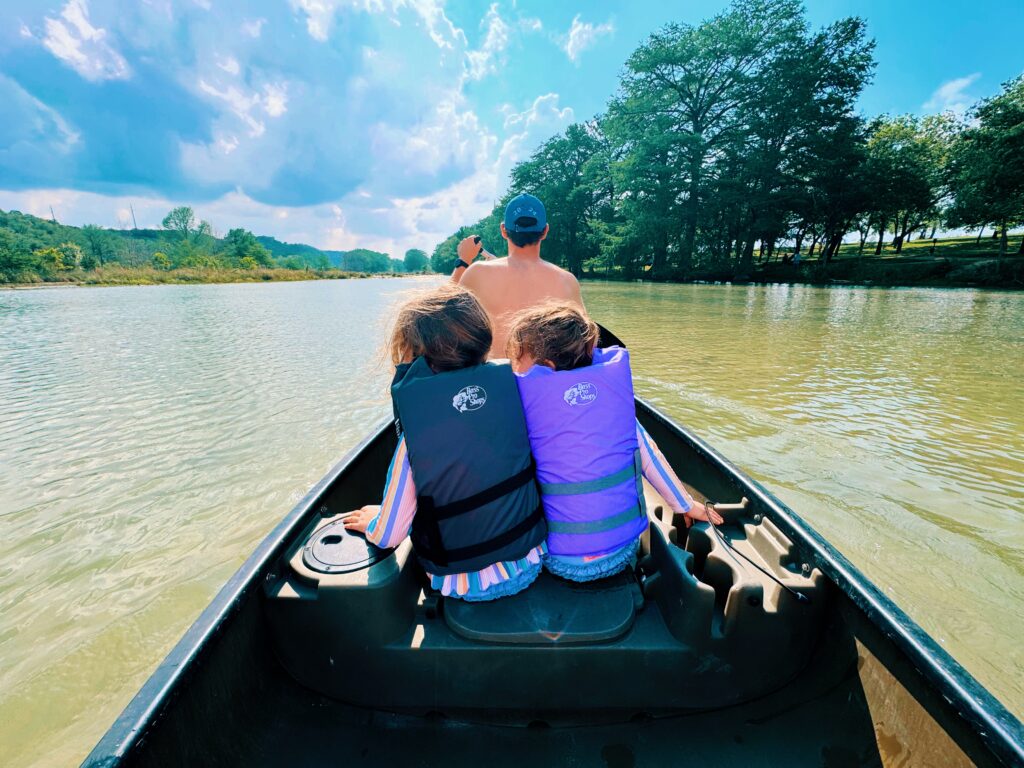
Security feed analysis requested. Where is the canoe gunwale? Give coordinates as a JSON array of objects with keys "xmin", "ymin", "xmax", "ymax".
[
  {"xmin": 83, "ymin": 402, "xmax": 1024, "ymax": 767},
  {"xmin": 635, "ymin": 398, "xmax": 1024, "ymax": 767}
]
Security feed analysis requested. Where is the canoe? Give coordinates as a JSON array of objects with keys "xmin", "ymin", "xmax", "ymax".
[{"xmin": 83, "ymin": 381, "xmax": 1024, "ymax": 766}]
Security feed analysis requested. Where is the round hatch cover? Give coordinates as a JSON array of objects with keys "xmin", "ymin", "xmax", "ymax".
[{"xmin": 302, "ymin": 519, "xmax": 388, "ymax": 574}]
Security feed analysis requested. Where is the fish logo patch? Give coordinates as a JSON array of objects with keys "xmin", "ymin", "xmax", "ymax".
[
  {"xmin": 563, "ymin": 382, "xmax": 597, "ymax": 406},
  {"xmin": 453, "ymin": 385, "xmax": 487, "ymax": 413}
]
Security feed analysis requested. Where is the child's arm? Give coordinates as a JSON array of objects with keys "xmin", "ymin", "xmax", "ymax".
[
  {"xmin": 343, "ymin": 435, "xmax": 418, "ymax": 547},
  {"xmin": 636, "ymin": 421, "xmax": 723, "ymax": 525}
]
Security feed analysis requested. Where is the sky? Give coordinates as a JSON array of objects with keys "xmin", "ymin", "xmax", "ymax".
[{"xmin": 0, "ymin": 0, "xmax": 1021, "ymax": 256}]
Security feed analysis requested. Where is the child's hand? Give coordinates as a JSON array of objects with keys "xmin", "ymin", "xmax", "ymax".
[
  {"xmin": 342, "ymin": 505, "xmax": 379, "ymax": 534},
  {"xmin": 686, "ymin": 502, "xmax": 724, "ymax": 526}
]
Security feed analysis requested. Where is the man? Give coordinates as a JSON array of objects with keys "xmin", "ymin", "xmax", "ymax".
[{"xmin": 449, "ymin": 193, "xmax": 584, "ymax": 357}]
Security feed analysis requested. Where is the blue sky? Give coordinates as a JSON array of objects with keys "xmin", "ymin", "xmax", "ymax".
[{"xmin": 0, "ymin": 0, "xmax": 1020, "ymax": 255}]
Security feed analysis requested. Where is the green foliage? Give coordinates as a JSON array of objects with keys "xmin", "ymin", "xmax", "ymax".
[
  {"xmin": 33, "ymin": 242, "xmax": 83, "ymax": 273},
  {"xmin": 0, "ymin": 207, "xmax": 402, "ymax": 284},
  {"xmin": 342, "ymin": 248, "xmax": 392, "ymax": 272},
  {"xmin": 162, "ymin": 206, "xmax": 196, "ymax": 238},
  {"xmin": 403, "ymin": 248, "xmax": 429, "ymax": 272},
  {"xmin": 946, "ymin": 76, "xmax": 1024, "ymax": 255},
  {"xmin": 221, "ymin": 228, "xmax": 273, "ymax": 267}
]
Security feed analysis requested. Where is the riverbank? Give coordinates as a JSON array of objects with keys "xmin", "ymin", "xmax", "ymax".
[
  {"xmin": 584, "ymin": 236, "xmax": 1024, "ymax": 289},
  {"xmin": 0, "ymin": 264, "xmax": 419, "ymax": 289}
]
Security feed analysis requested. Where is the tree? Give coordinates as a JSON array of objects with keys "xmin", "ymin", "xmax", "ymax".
[
  {"xmin": 343, "ymin": 248, "xmax": 393, "ymax": 273},
  {"xmin": 222, "ymin": 228, "xmax": 273, "ymax": 266},
  {"xmin": 80, "ymin": 224, "xmax": 113, "ymax": 266},
  {"xmin": 611, "ymin": 0, "xmax": 808, "ymax": 274},
  {"xmin": 404, "ymin": 248, "xmax": 429, "ymax": 272},
  {"xmin": 34, "ymin": 242, "xmax": 82, "ymax": 273},
  {"xmin": 864, "ymin": 115, "xmax": 950, "ymax": 254},
  {"xmin": 162, "ymin": 206, "xmax": 196, "ymax": 239},
  {"xmin": 152, "ymin": 251, "xmax": 171, "ymax": 270},
  {"xmin": 947, "ymin": 76, "xmax": 1024, "ymax": 256},
  {"xmin": 0, "ymin": 228, "xmax": 34, "ymax": 280}
]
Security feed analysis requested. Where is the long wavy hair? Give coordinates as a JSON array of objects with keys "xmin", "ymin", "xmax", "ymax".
[{"xmin": 389, "ymin": 284, "xmax": 492, "ymax": 372}]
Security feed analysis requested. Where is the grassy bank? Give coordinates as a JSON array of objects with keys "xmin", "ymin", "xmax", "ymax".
[
  {"xmin": 0, "ymin": 264, "xmax": 411, "ymax": 288},
  {"xmin": 583, "ymin": 236, "xmax": 1024, "ymax": 289}
]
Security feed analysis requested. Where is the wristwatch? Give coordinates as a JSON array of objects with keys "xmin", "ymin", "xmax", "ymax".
[{"xmin": 452, "ymin": 256, "xmax": 471, "ymax": 270}]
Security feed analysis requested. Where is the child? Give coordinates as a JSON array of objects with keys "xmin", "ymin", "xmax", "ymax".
[
  {"xmin": 344, "ymin": 285, "xmax": 546, "ymax": 600},
  {"xmin": 506, "ymin": 302, "xmax": 722, "ymax": 582}
]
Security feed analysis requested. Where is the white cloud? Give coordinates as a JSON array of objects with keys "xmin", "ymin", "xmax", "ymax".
[
  {"xmin": 519, "ymin": 17, "xmax": 542, "ymax": 33},
  {"xmin": 241, "ymin": 18, "xmax": 265, "ymax": 38},
  {"xmin": 262, "ymin": 84, "xmax": 288, "ymax": 117},
  {"xmin": 923, "ymin": 73, "xmax": 981, "ymax": 115},
  {"xmin": 42, "ymin": 0, "xmax": 131, "ymax": 81},
  {"xmin": 290, "ymin": 0, "xmax": 465, "ymax": 48},
  {"xmin": 216, "ymin": 55, "xmax": 240, "ymax": 75},
  {"xmin": 195, "ymin": 79, "xmax": 288, "ymax": 138},
  {"xmin": 562, "ymin": 14, "xmax": 613, "ymax": 63},
  {"xmin": 465, "ymin": 4, "xmax": 511, "ymax": 81}
]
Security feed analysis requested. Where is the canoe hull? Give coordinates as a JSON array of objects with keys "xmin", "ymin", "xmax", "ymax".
[{"xmin": 82, "ymin": 400, "xmax": 1024, "ymax": 768}]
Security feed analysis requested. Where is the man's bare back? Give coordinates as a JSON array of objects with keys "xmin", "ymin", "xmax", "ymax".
[
  {"xmin": 460, "ymin": 255, "xmax": 583, "ymax": 357},
  {"xmin": 450, "ymin": 194, "xmax": 584, "ymax": 357}
]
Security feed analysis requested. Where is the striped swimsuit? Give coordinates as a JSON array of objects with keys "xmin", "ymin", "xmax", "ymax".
[
  {"xmin": 363, "ymin": 420, "xmax": 696, "ymax": 594},
  {"xmin": 364, "ymin": 437, "xmax": 544, "ymax": 600}
]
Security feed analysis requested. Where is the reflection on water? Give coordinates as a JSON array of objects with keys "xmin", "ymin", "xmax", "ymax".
[{"xmin": 0, "ymin": 279, "xmax": 1021, "ymax": 765}]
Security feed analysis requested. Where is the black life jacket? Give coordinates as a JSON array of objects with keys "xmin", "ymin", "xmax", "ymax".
[{"xmin": 391, "ymin": 357, "xmax": 546, "ymax": 576}]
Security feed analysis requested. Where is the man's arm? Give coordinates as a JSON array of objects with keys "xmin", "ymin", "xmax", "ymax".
[{"xmin": 451, "ymin": 235, "xmax": 488, "ymax": 284}]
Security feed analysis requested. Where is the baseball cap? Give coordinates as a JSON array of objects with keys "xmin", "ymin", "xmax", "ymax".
[{"xmin": 503, "ymin": 193, "xmax": 547, "ymax": 233}]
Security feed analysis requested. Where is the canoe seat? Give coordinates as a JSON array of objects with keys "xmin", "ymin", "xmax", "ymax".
[{"xmin": 443, "ymin": 570, "xmax": 641, "ymax": 645}]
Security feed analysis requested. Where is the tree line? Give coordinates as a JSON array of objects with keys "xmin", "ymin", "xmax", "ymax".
[
  {"xmin": 433, "ymin": 0, "xmax": 1023, "ymax": 279},
  {"xmin": 0, "ymin": 206, "xmax": 432, "ymax": 283}
]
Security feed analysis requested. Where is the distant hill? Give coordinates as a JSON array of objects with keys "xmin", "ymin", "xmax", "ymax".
[
  {"xmin": 1, "ymin": 208, "xmax": 423, "ymax": 282},
  {"xmin": 256, "ymin": 236, "xmax": 347, "ymax": 268}
]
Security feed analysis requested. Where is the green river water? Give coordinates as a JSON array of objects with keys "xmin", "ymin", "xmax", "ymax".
[{"xmin": 1, "ymin": 278, "xmax": 1021, "ymax": 766}]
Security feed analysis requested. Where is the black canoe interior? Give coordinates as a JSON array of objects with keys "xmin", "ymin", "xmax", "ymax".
[{"xmin": 83, "ymin": 401, "xmax": 1024, "ymax": 768}]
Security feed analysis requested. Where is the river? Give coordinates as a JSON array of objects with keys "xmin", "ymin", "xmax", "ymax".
[{"xmin": 1, "ymin": 278, "xmax": 1021, "ymax": 766}]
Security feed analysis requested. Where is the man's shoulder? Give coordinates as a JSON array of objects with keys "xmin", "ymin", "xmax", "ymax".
[{"xmin": 541, "ymin": 259, "xmax": 581, "ymax": 289}]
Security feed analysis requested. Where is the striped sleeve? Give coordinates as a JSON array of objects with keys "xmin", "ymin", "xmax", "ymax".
[
  {"xmin": 636, "ymin": 421, "xmax": 694, "ymax": 514},
  {"xmin": 365, "ymin": 436, "xmax": 418, "ymax": 549}
]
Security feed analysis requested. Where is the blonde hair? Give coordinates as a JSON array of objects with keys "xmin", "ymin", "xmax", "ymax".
[
  {"xmin": 505, "ymin": 301, "xmax": 599, "ymax": 371},
  {"xmin": 389, "ymin": 284, "xmax": 492, "ymax": 372}
]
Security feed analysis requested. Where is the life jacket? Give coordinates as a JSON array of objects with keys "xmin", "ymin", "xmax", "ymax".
[
  {"xmin": 391, "ymin": 357, "xmax": 546, "ymax": 576},
  {"xmin": 515, "ymin": 347, "xmax": 646, "ymax": 557}
]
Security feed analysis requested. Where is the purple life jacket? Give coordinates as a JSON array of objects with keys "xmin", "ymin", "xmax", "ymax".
[{"xmin": 515, "ymin": 347, "xmax": 647, "ymax": 557}]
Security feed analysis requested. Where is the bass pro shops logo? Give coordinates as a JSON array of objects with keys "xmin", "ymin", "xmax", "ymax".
[
  {"xmin": 452, "ymin": 385, "xmax": 488, "ymax": 413},
  {"xmin": 563, "ymin": 382, "xmax": 598, "ymax": 407}
]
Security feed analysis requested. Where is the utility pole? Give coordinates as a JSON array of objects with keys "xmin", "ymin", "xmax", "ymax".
[
  {"xmin": 130, "ymin": 203, "xmax": 138, "ymax": 230},
  {"xmin": 49, "ymin": 206, "xmax": 57, "ymax": 223}
]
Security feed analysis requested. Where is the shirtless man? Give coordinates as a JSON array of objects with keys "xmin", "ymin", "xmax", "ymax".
[{"xmin": 448, "ymin": 193, "xmax": 583, "ymax": 357}]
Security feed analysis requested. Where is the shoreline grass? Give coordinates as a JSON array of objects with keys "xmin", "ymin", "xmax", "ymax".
[{"xmin": 0, "ymin": 265, "xmax": 421, "ymax": 289}]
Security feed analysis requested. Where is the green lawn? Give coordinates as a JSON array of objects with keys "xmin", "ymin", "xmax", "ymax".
[{"xmin": 833, "ymin": 233, "xmax": 1024, "ymax": 261}]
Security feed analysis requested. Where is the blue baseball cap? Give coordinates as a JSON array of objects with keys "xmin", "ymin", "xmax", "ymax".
[{"xmin": 504, "ymin": 193, "xmax": 547, "ymax": 233}]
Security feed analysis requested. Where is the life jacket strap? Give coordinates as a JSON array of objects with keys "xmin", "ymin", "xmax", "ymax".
[
  {"xmin": 546, "ymin": 502, "xmax": 645, "ymax": 534},
  {"xmin": 414, "ymin": 503, "xmax": 545, "ymax": 568},
  {"xmin": 421, "ymin": 462, "xmax": 535, "ymax": 521},
  {"xmin": 538, "ymin": 455, "xmax": 637, "ymax": 496}
]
